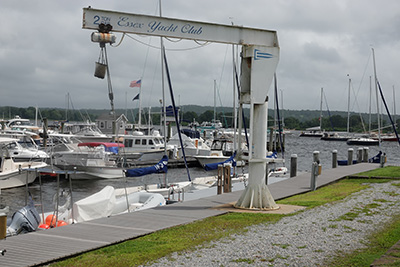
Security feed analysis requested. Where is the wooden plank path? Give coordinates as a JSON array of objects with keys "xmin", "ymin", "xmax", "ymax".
[{"xmin": 0, "ymin": 163, "xmax": 379, "ymax": 267}]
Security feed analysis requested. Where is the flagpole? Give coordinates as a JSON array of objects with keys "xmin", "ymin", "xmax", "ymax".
[{"xmin": 138, "ymin": 78, "xmax": 142, "ymax": 128}]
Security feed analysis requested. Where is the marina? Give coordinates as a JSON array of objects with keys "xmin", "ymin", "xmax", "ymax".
[
  {"xmin": 0, "ymin": 3, "xmax": 399, "ymax": 266},
  {"xmin": 0, "ymin": 131, "xmax": 399, "ymax": 217},
  {"xmin": 0, "ymin": 162, "xmax": 380, "ymax": 267}
]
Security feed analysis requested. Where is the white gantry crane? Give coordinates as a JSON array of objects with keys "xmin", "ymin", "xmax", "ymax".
[{"xmin": 82, "ymin": 7, "xmax": 280, "ymax": 210}]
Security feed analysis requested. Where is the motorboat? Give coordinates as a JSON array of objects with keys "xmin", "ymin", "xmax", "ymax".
[
  {"xmin": 299, "ymin": 126, "xmax": 324, "ymax": 137},
  {"xmin": 346, "ymin": 137, "xmax": 380, "ymax": 146},
  {"xmin": 41, "ymin": 185, "xmax": 166, "ymax": 225},
  {"xmin": 0, "ymin": 130, "xmax": 49, "ymax": 162},
  {"xmin": 167, "ymin": 132, "xmax": 211, "ymax": 158},
  {"xmin": 51, "ymin": 141, "xmax": 126, "ymax": 179},
  {"xmin": 62, "ymin": 121, "xmax": 112, "ymax": 143},
  {"xmin": 321, "ymin": 132, "xmax": 350, "ymax": 141},
  {"xmin": 268, "ymin": 166, "xmax": 288, "ymax": 177},
  {"xmin": 0, "ymin": 137, "xmax": 47, "ymax": 189},
  {"xmin": 118, "ymin": 130, "xmax": 173, "ymax": 163}
]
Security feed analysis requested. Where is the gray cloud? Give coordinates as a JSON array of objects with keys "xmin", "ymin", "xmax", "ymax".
[{"xmin": 0, "ymin": 0, "xmax": 399, "ymax": 116}]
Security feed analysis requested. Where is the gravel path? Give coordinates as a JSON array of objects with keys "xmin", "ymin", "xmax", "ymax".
[{"xmin": 146, "ymin": 181, "xmax": 400, "ymax": 266}]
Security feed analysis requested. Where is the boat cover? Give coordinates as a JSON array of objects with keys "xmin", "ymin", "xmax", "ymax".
[
  {"xmin": 204, "ymin": 152, "xmax": 236, "ymax": 171},
  {"xmin": 125, "ymin": 155, "xmax": 168, "ymax": 177},
  {"xmin": 337, "ymin": 151, "xmax": 382, "ymax": 166},
  {"xmin": 78, "ymin": 142, "xmax": 124, "ymax": 154}
]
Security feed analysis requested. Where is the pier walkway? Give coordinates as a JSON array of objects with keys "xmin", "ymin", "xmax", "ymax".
[{"xmin": 0, "ymin": 163, "xmax": 378, "ymax": 267}]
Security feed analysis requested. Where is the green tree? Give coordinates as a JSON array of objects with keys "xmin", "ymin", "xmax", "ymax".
[
  {"xmin": 182, "ymin": 111, "xmax": 198, "ymax": 124},
  {"xmin": 284, "ymin": 117, "xmax": 300, "ymax": 129},
  {"xmin": 198, "ymin": 110, "xmax": 214, "ymax": 123}
]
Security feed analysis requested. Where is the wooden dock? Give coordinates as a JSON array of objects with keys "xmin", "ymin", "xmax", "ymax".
[{"xmin": 0, "ymin": 163, "xmax": 379, "ymax": 267}]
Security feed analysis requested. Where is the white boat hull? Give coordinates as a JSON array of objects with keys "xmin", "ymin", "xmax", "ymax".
[{"xmin": 0, "ymin": 162, "xmax": 47, "ymax": 189}]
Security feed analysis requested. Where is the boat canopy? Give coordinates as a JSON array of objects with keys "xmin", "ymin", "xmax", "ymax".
[{"xmin": 78, "ymin": 142, "xmax": 124, "ymax": 147}]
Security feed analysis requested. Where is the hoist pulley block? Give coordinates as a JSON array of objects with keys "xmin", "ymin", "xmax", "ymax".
[{"xmin": 91, "ymin": 32, "xmax": 116, "ymax": 44}]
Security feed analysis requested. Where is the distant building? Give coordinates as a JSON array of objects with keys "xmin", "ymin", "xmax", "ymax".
[{"xmin": 96, "ymin": 113, "xmax": 128, "ymax": 135}]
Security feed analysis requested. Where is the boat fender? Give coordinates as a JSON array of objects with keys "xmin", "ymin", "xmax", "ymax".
[
  {"xmin": 38, "ymin": 224, "xmax": 50, "ymax": 229},
  {"xmin": 45, "ymin": 214, "xmax": 57, "ymax": 227}
]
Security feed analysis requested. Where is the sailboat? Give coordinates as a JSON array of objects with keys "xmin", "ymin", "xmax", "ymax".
[
  {"xmin": 300, "ymin": 88, "xmax": 324, "ymax": 137},
  {"xmin": 321, "ymin": 79, "xmax": 352, "ymax": 141},
  {"xmin": 347, "ymin": 49, "xmax": 384, "ymax": 147}
]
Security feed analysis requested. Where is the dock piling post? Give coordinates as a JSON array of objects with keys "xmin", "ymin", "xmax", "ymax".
[
  {"xmin": 357, "ymin": 148, "xmax": 363, "ymax": 163},
  {"xmin": 310, "ymin": 162, "xmax": 318, "ymax": 191},
  {"xmin": 380, "ymin": 153, "xmax": 386, "ymax": 168},
  {"xmin": 223, "ymin": 163, "xmax": 231, "ymax": 193},
  {"xmin": 332, "ymin": 150, "xmax": 337, "ymax": 168},
  {"xmin": 313, "ymin": 151, "xmax": 321, "ymax": 175},
  {"xmin": 348, "ymin": 148, "xmax": 354, "ymax": 165},
  {"xmin": 217, "ymin": 165, "xmax": 223, "ymax": 194},
  {"xmin": 290, "ymin": 154, "xmax": 297, "ymax": 178},
  {"xmin": 362, "ymin": 147, "xmax": 369, "ymax": 162}
]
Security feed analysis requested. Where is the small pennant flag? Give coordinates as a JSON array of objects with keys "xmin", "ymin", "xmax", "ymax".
[
  {"xmin": 132, "ymin": 93, "xmax": 140, "ymax": 101},
  {"xmin": 130, "ymin": 79, "xmax": 141, "ymax": 87}
]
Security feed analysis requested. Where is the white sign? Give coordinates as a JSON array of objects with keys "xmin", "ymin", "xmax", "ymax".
[{"xmin": 83, "ymin": 7, "xmax": 278, "ymax": 47}]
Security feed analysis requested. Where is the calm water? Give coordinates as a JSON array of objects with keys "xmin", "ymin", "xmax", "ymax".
[{"xmin": 1, "ymin": 132, "xmax": 399, "ymax": 216}]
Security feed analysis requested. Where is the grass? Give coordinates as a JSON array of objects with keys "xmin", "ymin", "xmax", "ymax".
[
  {"xmin": 326, "ymin": 214, "xmax": 400, "ymax": 267},
  {"xmin": 51, "ymin": 213, "xmax": 283, "ymax": 267},
  {"xmin": 353, "ymin": 166, "xmax": 400, "ymax": 178},
  {"xmin": 51, "ymin": 166, "xmax": 400, "ymax": 267}
]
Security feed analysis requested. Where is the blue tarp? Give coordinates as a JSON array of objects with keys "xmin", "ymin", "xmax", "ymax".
[
  {"xmin": 125, "ymin": 155, "xmax": 168, "ymax": 177},
  {"xmin": 204, "ymin": 153, "xmax": 236, "ymax": 171},
  {"xmin": 337, "ymin": 151, "xmax": 382, "ymax": 166}
]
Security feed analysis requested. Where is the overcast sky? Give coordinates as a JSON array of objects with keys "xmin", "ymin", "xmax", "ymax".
[{"xmin": 1, "ymin": 0, "xmax": 399, "ymax": 116}]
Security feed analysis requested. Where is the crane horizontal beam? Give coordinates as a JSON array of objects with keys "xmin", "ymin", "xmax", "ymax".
[{"xmin": 83, "ymin": 7, "xmax": 278, "ymax": 47}]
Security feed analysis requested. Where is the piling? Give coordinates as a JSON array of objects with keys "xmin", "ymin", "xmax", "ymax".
[
  {"xmin": 380, "ymin": 153, "xmax": 386, "ymax": 168},
  {"xmin": 348, "ymin": 148, "xmax": 354, "ymax": 165},
  {"xmin": 357, "ymin": 148, "xmax": 363, "ymax": 163},
  {"xmin": 290, "ymin": 154, "xmax": 297, "ymax": 178},
  {"xmin": 217, "ymin": 165, "xmax": 223, "ymax": 194},
  {"xmin": 313, "ymin": 151, "xmax": 321, "ymax": 175},
  {"xmin": 268, "ymin": 128, "xmax": 273, "ymax": 151},
  {"xmin": 310, "ymin": 162, "xmax": 318, "ymax": 191},
  {"xmin": 0, "ymin": 211, "xmax": 6, "ymax": 240},
  {"xmin": 362, "ymin": 147, "xmax": 369, "ymax": 162},
  {"xmin": 313, "ymin": 151, "xmax": 320, "ymax": 164},
  {"xmin": 223, "ymin": 164, "xmax": 231, "ymax": 193},
  {"xmin": 332, "ymin": 150, "xmax": 337, "ymax": 168}
]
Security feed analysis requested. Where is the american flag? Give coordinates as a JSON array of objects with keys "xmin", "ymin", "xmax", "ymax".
[{"xmin": 129, "ymin": 79, "xmax": 141, "ymax": 87}]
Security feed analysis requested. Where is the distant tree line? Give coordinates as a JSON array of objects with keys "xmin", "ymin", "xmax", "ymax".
[{"xmin": 1, "ymin": 106, "xmax": 399, "ymax": 133}]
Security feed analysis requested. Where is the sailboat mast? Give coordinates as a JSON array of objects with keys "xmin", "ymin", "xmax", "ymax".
[
  {"xmin": 159, "ymin": 0, "xmax": 168, "ymax": 186},
  {"xmin": 347, "ymin": 76, "xmax": 351, "ymax": 133},
  {"xmin": 281, "ymin": 89, "xmax": 285, "ymax": 129},
  {"xmin": 372, "ymin": 48, "xmax": 381, "ymax": 146},
  {"xmin": 319, "ymin": 87, "xmax": 323, "ymax": 130},
  {"xmin": 369, "ymin": 76, "xmax": 372, "ymax": 134},
  {"xmin": 393, "ymin": 85, "xmax": 396, "ymax": 124},
  {"xmin": 213, "ymin": 79, "xmax": 217, "ymax": 123}
]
